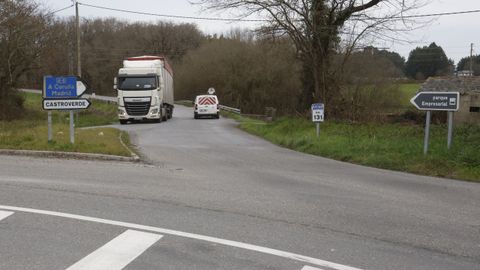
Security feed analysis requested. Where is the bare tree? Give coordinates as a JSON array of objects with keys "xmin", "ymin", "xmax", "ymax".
[
  {"xmin": 0, "ymin": 0, "xmax": 53, "ymax": 119},
  {"xmin": 193, "ymin": 0, "xmax": 428, "ymax": 114}
]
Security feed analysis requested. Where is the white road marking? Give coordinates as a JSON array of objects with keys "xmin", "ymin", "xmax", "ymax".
[
  {"xmin": 0, "ymin": 205, "xmax": 363, "ymax": 270},
  {"xmin": 67, "ymin": 229, "xmax": 162, "ymax": 270},
  {"xmin": 0, "ymin": 210, "xmax": 14, "ymax": 221},
  {"xmin": 302, "ymin": 266, "xmax": 325, "ymax": 270}
]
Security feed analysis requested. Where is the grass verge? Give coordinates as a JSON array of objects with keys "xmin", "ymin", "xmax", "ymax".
[
  {"xmin": 0, "ymin": 92, "xmax": 133, "ymax": 157},
  {"xmin": 224, "ymin": 112, "xmax": 480, "ymax": 182}
]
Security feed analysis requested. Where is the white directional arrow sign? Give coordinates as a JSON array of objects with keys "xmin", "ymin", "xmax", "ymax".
[
  {"xmin": 43, "ymin": 98, "xmax": 91, "ymax": 110},
  {"xmin": 76, "ymin": 80, "xmax": 88, "ymax": 97}
]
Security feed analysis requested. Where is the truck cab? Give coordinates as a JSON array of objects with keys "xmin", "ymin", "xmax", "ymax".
[{"xmin": 115, "ymin": 56, "xmax": 174, "ymax": 124}]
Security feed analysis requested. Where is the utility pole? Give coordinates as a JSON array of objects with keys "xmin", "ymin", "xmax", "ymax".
[
  {"xmin": 470, "ymin": 43, "xmax": 474, "ymax": 76},
  {"xmin": 76, "ymin": 0, "xmax": 81, "ymax": 78},
  {"xmin": 72, "ymin": 0, "xmax": 81, "ymax": 144}
]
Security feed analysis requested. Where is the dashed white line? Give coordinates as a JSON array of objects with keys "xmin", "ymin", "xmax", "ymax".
[
  {"xmin": 67, "ymin": 229, "xmax": 162, "ymax": 270},
  {"xmin": 0, "ymin": 210, "xmax": 14, "ymax": 221},
  {"xmin": 0, "ymin": 205, "xmax": 363, "ymax": 270}
]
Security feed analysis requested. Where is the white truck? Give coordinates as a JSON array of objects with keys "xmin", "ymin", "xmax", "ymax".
[{"xmin": 115, "ymin": 56, "xmax": 174, "ymax": 124}]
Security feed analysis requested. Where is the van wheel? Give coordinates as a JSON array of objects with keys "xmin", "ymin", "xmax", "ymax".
[
  {"xmin": 194, "ymin": 112, "xmax": 198, "ymax": 119},
  {"xmin": 215, "ymin": 113, "xmax": 220, "ymax": 119},
  {"xmin": 119, "ymin": 120, "xmax": 128, "ymax": 125}
]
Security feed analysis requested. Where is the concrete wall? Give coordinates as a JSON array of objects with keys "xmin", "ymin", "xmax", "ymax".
[{"xmin": 454, "ymin": 93, "xmax": 480, "ymax": 125}]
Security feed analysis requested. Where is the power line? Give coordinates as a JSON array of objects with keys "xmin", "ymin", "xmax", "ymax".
[
  {"xmin": 397, "ymin": 9, "xmax": 480, "ymax": 19},
  {"xmin": 75, "ymin": 2, "xmax": 480, "ymax": 23},
  {"xmin": 77, "ymin": 2, "xmax": 267, "ymax": 22},
  {"xmin": 47, "ymin": 4, "xmax": 74, "ymax": 16}
]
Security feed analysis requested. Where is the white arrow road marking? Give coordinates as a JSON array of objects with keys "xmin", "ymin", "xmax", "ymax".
[
  {"xmin": 66, "ymin": 229, "xmax": 162, "ymax": 270},
  {"xmin": 302, "ymin": 266, "xmax": 325, "ymax": 270},
  {"xmin": 0, "ymin": 205, "xmax": 363, "ymax": 270},
  {"xmin": 0, "ymin": 210, "xmax": 14, "ymax": 221}
]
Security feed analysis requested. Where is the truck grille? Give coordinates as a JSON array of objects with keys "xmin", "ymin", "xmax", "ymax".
[{"xmin": 125, "ymin": 101, "xmax": 150, "ymax": 116}]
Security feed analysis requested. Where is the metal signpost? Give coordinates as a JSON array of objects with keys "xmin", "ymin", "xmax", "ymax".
[
  {"xmin": 410, "ymin": 91, "xmax": 460, "ymax": 154},
  {"xmin": 43, "ymin": 76, "xmax": 89, "ymax": 144},
  {"xmin": 311, "ymin": 103, "xmax": 325, "ymax": 138}
]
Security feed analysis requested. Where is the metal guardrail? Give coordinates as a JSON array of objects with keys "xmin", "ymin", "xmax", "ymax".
[{"xmin": 218, "ymin": 104, "xmax": 241, "ymax": 114}]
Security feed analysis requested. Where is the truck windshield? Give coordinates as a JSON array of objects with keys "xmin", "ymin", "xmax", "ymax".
[{"xmin": 118, "ymin": 77, "xmax": 157, "ymax": 90}]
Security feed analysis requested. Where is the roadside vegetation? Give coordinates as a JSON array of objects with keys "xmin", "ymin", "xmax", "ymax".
[
  {"xmin": 0, "ymin": 93, "xmax": 132, "ymax": 157},
  {"xmin": 225, "ymin": 113, "xmax": 480, "ymax": 182}
]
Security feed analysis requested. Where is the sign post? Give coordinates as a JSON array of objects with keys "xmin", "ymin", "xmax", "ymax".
[
  {"xmin": 311, "ymin": 103, "xmax": 324, "ymax": 138},
  {"xmin": 43, "ymin": 76, "xmax": 89, "ymax": 144},
  {"xmin": 410, "ymin": 91, "xmax": 460, "ymax": 154},
  {"xmin": 424, "ymin": 111, "xmax": 431, "ymax": 155}
]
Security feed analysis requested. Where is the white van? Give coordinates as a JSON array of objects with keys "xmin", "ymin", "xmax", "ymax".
[{"xmin": 194, "ymin": 95, "xmax": 219, "ymax": 119}]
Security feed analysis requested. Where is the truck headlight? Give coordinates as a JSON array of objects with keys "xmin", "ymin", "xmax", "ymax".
[{"xmin": 151, "ymin": 96, "xmax": 159, "ymax": 106}]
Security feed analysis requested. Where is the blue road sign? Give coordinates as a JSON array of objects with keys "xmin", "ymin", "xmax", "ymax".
[
  {"xmin": 311, "ymin": 103, "xmax": 324, "ymax": 110},
  {"xmin": 44, "ymin": 76, "xmax": 77, "ymax": 99}
]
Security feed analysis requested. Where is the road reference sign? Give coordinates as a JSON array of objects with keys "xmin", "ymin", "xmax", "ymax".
[
  {"xmin": 43, "ymin": 75, "xmax": 90, "ymax": 145},
  {"xmin": 311, "ymin": 103, "xmax": 324, "ymax": 138},
  {"xmin": 44, "ymin": 76, "xmax": 89, "ymax": 98},
  {"xmin": 43, "ymin": 98, "xmax": 91, "ymax": 110},
  {"xmin": 410, "ymin": 91, "xmax": 460, "ymax": 111},
  {"xmin": 311, "ymin": 103, "xmax": 324, "ymax": 122}
]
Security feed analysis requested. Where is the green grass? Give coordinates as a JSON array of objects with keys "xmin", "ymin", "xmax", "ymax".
[
  {"xmin": 399, "ymin": 83, "xmax": 421, "ymax": 107},
  {"xmin": 227, "ymin": 113, "xmax": 480, "ymax": 182},
  {"xmin": 0, "ymin": 92, "xmax": 132, "ymax": 157}
]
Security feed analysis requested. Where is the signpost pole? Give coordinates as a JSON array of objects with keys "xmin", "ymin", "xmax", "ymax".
[
  {"xmin": 70, "ymin": 111, "xmax": 74, "ymax": 144},
  {"xmin": 48, "ymin": 111, "xmax": 52, "ymax": 142},
  {"xmin": 447, "ymin": 111, "xmax": 454, "ymax": 149},
  {"xmin": 424, "ymin": 111, "xmax": 431, "ymax": 155},
  {"xmin": 316, "ymin": 123, "xmax": 320, "ymax": 138}
]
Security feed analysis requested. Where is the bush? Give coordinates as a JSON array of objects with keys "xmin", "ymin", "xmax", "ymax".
[{"xmin": 0, "ymin": 90, "xmax": 25, "ymax": 121}]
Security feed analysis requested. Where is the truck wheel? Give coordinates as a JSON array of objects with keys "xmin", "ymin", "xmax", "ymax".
[
  {"xmin": 119, "ymin": 120, "xmax": 128, "ymax": 125},
  {"xmin": 161, "ymin": 107, "xmax": 168, "ymax": 121},
  {"xmin": 168, "ymin": 108, "xmax": 173, "ymax": 119},
  {"xmin": 216, "ymin": 113, "xmax": 220, "ymax": 119},
  {"xmin": 194, "ymin": 112, "xmax": 198, "ymax": 119}
]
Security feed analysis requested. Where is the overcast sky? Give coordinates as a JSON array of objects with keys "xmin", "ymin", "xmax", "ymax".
[{"xmin": 41, "ymin": 0, "xmax": 479, "ymax": 64}]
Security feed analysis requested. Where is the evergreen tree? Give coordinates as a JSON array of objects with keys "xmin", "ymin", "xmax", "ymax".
[
  {"xmin": 405, "ymin": 43, "xmax": 452, "ymax": 80},
  {"xmin": 457, "ymin": 55, "xmax": 480, "ymax": 76}
]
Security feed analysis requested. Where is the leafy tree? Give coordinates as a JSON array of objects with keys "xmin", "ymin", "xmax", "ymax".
[
  {"xmin": 405, "ymin": 43, "xmax": 452, "ymax": 80},
  {"xmin": 175, "ymin": 36, "xmax": 302, "ymax": 114},
  {"xmin": 0, "ymin": 0, "xmax": 53, "ymax": 120},
  {"xmin": 358, "ymin": 47, "xmax": 405, "ymax": 76},
  {"xmin": 194, "ymin": 0, "xmax": 428, "ymax": 116},
  {"xmin": 457, "ymin": 55, "xmax": 480, "ymax": 76}
]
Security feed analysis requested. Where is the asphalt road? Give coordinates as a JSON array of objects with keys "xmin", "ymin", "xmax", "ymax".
[{"xmin": 0, "ymin": 105, "xmax": 479, "ymax": 270}]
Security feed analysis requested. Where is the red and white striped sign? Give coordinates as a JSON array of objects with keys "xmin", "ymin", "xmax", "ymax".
[{"xmin": 198, "ymin": 96, "xmax": 217, "ymax": 105}]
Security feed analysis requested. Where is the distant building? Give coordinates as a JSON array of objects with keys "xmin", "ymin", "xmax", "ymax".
[
  {"xmin": 419, "ymin": 76, "xmax": 480, "ymax": 125},
  {"xmin": 456, "ymin": 70, "xmax": 474, "ymax": 77}
]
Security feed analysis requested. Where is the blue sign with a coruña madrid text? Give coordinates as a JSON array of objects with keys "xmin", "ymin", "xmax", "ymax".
[{"xmin": 44, "ymin": 76, "xmax": 77, "ymax": 99}]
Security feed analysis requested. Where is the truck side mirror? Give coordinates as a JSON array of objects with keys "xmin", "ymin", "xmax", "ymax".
[{"xmin": 113, "ymin": 77, "xmax": 117, "ymax": 90}]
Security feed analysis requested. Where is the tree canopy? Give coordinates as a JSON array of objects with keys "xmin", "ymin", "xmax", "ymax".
[
  {"xmin": 194, "ymin": 0, "xmax": 429, "ymax": 115},
  {"xmin": 405, "ymin": 43, "xmax": 452, "ymax": 80},
  {"xmin": 457, "ymin": 55, "xmax": 480, "ymax": 76}
]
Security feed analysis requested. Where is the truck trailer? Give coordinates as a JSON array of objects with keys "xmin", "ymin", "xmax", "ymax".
[{"xmin": 115, "ymin": 56, "xmax": 174, "ymax": 124}]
